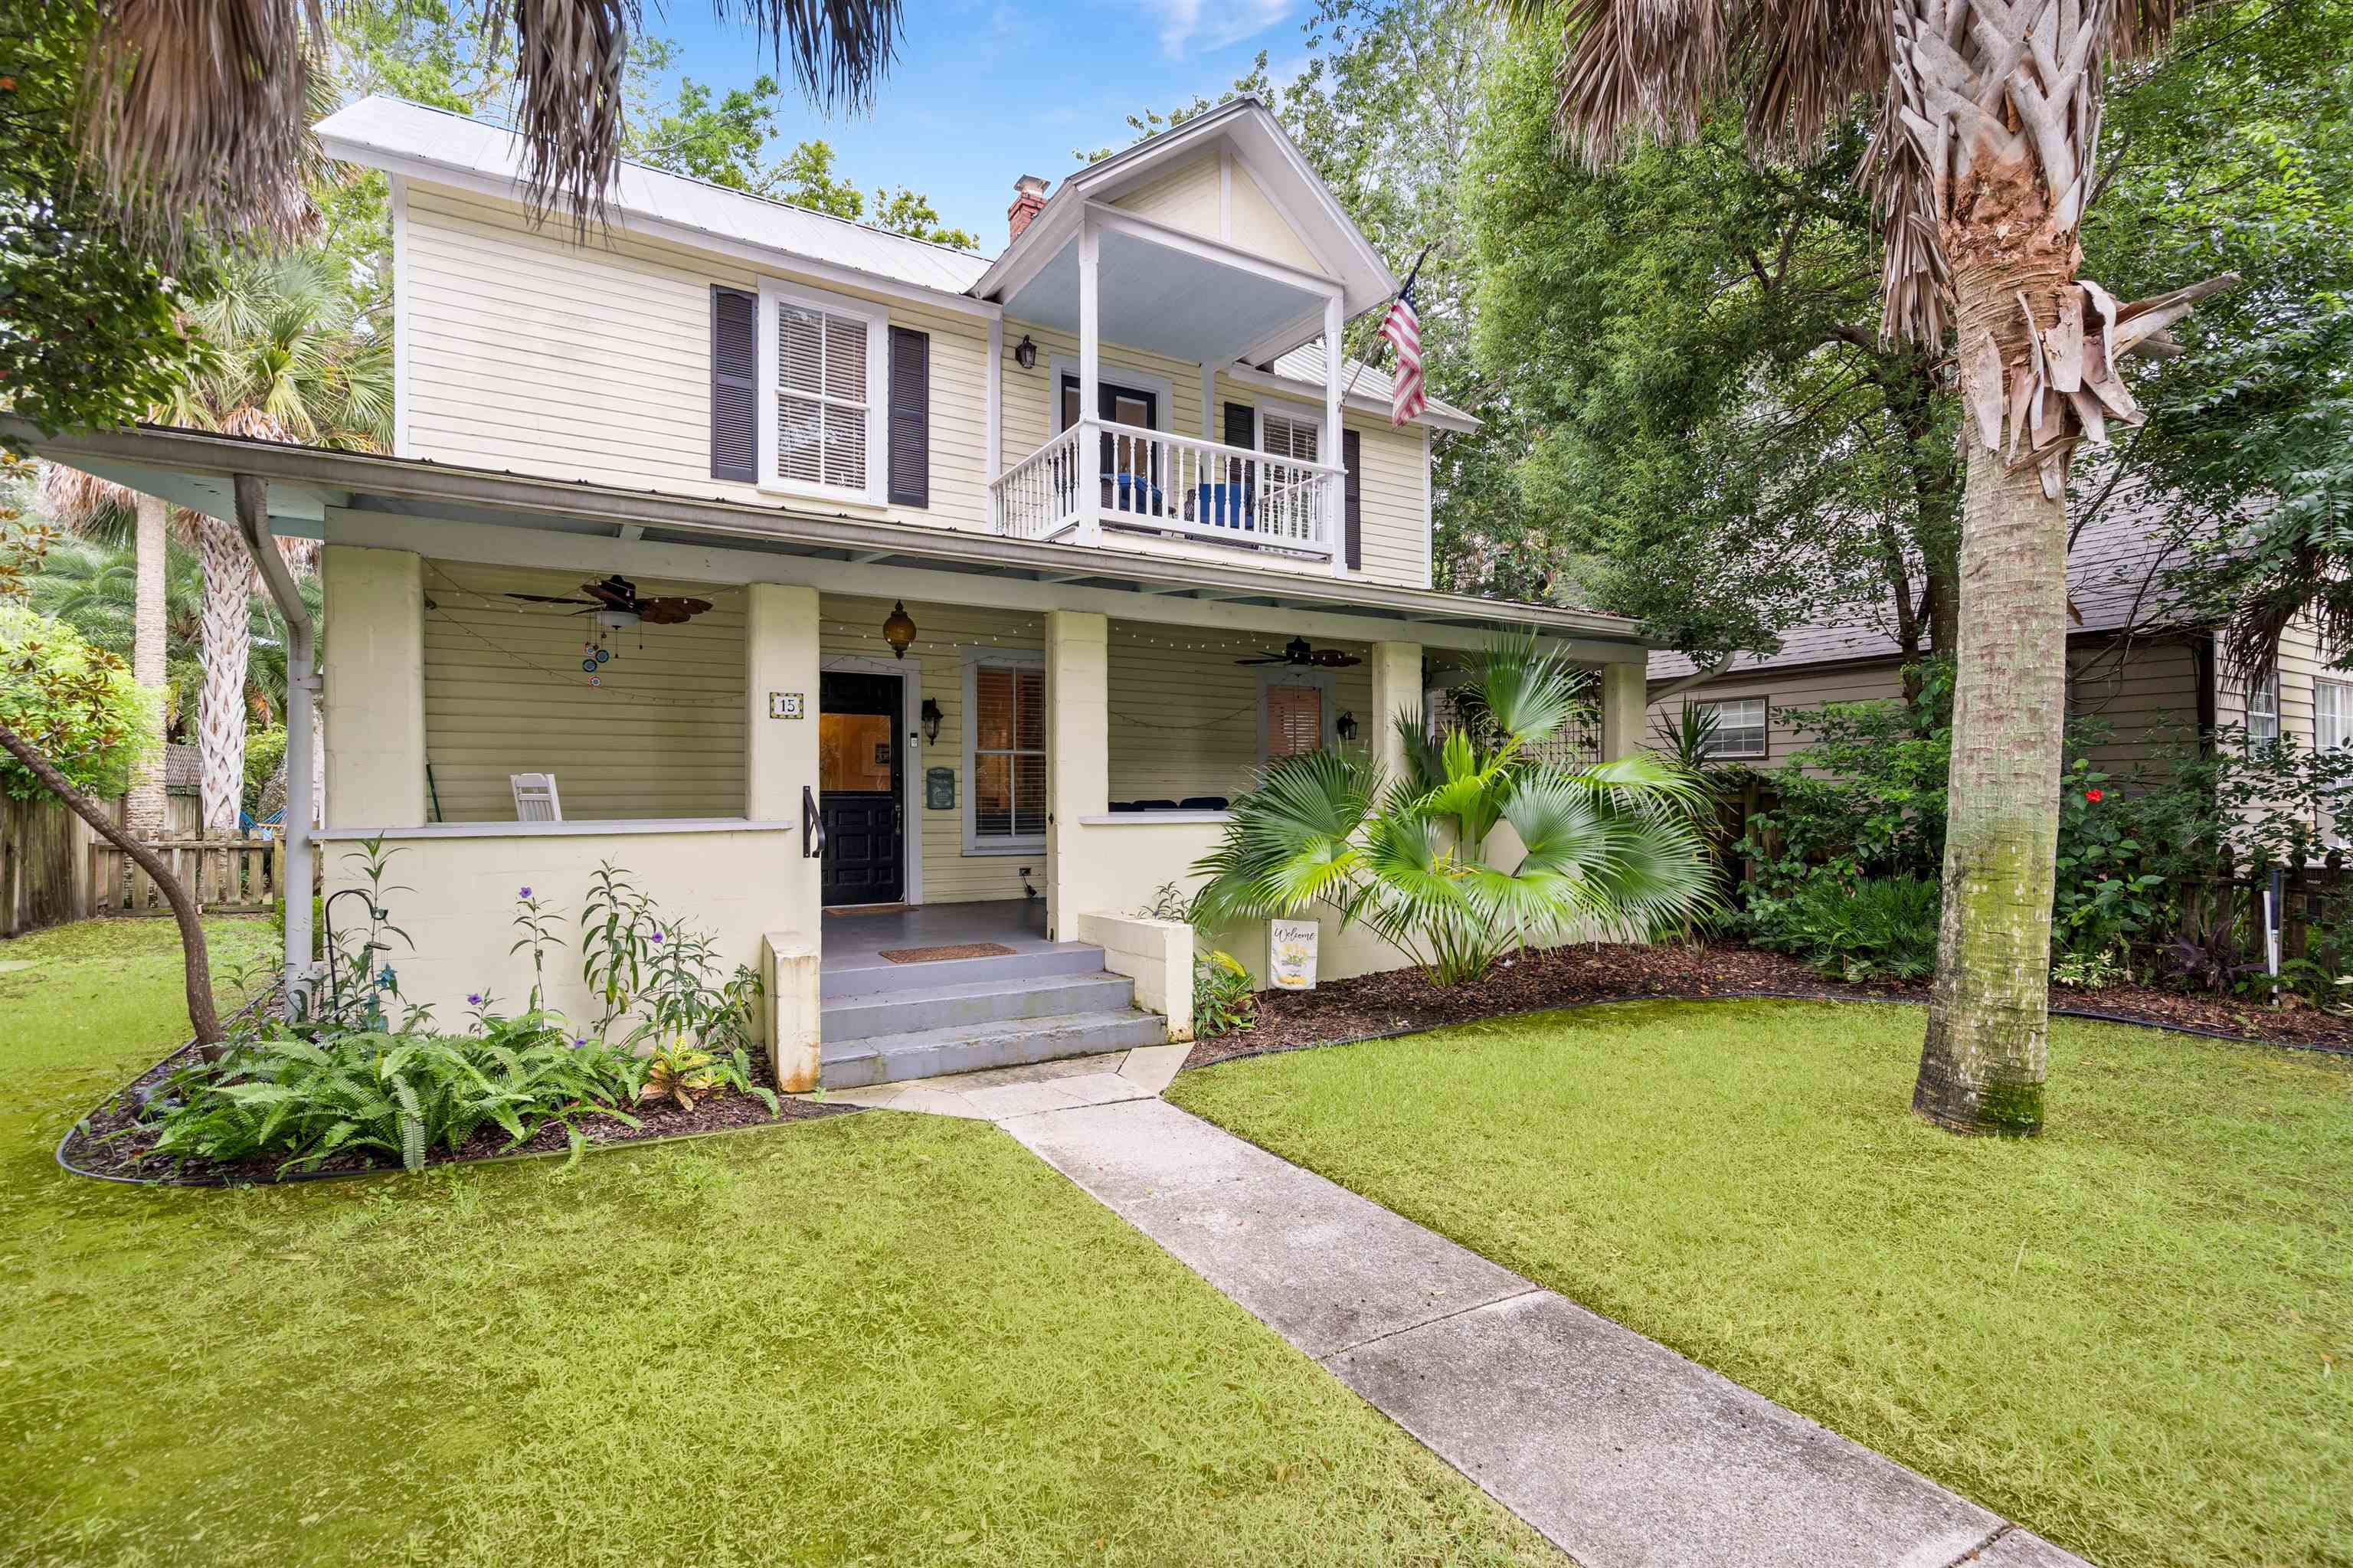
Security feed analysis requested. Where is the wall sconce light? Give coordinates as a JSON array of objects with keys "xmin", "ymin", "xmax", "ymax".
[
  {"xmin": 1337, "ymin": 710, "xmax": 1359, "ymax": 742},
  {"xmin": 882, "ymin": 601, "xmax": 917, "ymax": 660},
  {"xmin": 1014, "ymin": 333, "xmax": 1037, "ymax": 371},
  {"xmin": 921, "ymin": 698, "xmax": 943, "ymax": 745}
]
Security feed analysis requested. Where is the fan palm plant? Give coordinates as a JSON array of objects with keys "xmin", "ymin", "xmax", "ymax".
[
  {"xmin": 157, "ymin": 250, "xmax": 388, "ymax": 832},
  {"xmin": 72, "ymin": 0, "xmax": 902, "ymax": 254},
  {"xmin": 1192, "ymin": 637, "xmax": 1716, "ymax": 987},
  {"xmin": 1494, "ymin": 0, "xmax": 2240, "ymax": 1134}
]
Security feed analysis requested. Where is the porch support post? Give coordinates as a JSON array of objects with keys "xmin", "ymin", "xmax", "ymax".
[
  {"xmin": 319, "ymin": 545, "xmax": 427, "ymax": 827},
  {"xmin": 1599, "ymin": 659, "xmax": 1650, "ymax": 761},
  {"xmin": 1199, "ymin": 362, "xmax": 1216, "ymax": 441},
  {"xmin": 1370, "ymin": 641, "xmax": 1422, "ymax": 780},
  {"xmin": 1044, "ymin": 609, "xmax": 1108, "ymax": 942},
  {"xmin": 986, "ymin": 316, "xmax": 1004, "ymax": 532},
  {"xmin": 745, "ymin": 582, "xmax": 823, "ymax": 1091},
  {"xmin": 1324, "ymin": 291, "xmax": 1347, "ymax": 578},
  {"xmin": 1078, "ymin": 214, "xmax": 1101, "ymax": 547}
]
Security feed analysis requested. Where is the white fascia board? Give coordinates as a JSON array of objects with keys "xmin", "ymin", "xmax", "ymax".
[{"xmin": 319, "ymin": 136, "xmax": 1002, "ymax": 321}]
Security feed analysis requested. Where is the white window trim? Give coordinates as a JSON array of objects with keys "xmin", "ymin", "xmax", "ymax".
[
  {"xmin": 1049, "ymin": 354, "xmax": 1176, "ymax": 435},
  {"xmin": 2246, "ymin": 666, "xmax": 2283, "ymax": 748},
  {"xmin": 2316, "ymin": 676, "xmax": 2353, "ymax": 751},
  {"xmin": 1257, "ymin": 667, "xmax": 1338, "ymax": 762},
  {"xmin": 961, "ymin": 647, "xmax": 1048, "ymax": 856},
  {"xmin": 1255, "ymin": 396, "xmax": 1327, "ymax": 462},
  {"xmin": 1695, "ymin": 696, "xmax": 1769, "ymax": 760},
  {"xmin": 757, "ymin": 277, "xmax": 889, "ymax": 507}
]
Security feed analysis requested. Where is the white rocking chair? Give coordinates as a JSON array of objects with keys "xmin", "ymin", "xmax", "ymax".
[{"xmin": 510, "ymin": 772, "xmax": 563, "ymax": 823}]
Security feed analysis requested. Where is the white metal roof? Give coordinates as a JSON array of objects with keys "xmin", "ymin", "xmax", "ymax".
[
  {"xmin": 314, "ymin": 96, "xmax": 994, "ymax": 299},
  {"xmin": 1271, "ymin": 341, "xmax": 1475, "ymax": 428}
]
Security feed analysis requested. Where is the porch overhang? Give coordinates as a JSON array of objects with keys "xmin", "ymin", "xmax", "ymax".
[{"xmin": 5, "ymin": 421, "xmax": 1662, "ymax": 661}]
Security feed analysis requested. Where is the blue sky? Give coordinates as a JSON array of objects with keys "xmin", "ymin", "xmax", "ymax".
[{"xmin": 646, "ymin": 0, "xmax": 1310, "ymax": 250}]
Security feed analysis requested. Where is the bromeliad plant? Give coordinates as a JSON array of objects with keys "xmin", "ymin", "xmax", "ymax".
[{"xmin": 1190, "ymin": 637, "xmax": 1716, "ymax": 987}]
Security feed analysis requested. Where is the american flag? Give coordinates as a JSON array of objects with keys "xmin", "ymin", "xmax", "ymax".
[{"xmin": 1378, "ymin": 276, "xmax": 1425, "ymax": 426}]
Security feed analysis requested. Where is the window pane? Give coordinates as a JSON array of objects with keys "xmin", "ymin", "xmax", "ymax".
[
  {"xmin": 1112, "ymin": 394, "xmax": 1148, "ymax": 428},
  {"xmin": 1062, "ymin": 382, "xmax": 1080, "ymax": 430},
  {"xmin": 974, "ymin": 753, "xmax": 1010, "ymax": 837},
  {"xmin": 823, "ymin": 401, "xmax": 867, "ymax": 488},
  {"xmin": 777, "ymin": 394, "xmax": 823, "ymax": 483},
  {"xmin": 1014, "ymin": 668, "xmax": 1045, "ymax": 749},
  {"xmin": 823, "ymin": 314, "xmax": 867, "ymax": 403},
  {"xmin": 820, "ymin": 713, "xmax": 894, "ymax": 791},
  {"xmin": 1266, "ymin": 684, "xmax": 1322, "ymax": 758},
  {"xmin": 778, "ymin": 306, "xmax": 823, "ymax": 394},
  {"xmin": 975, "ymin": 666, "xmax": 1013, "ymax": 749},
  {"xmin": 1013, "ymin": 754, "xmax": 1047, "ymax": 836}
]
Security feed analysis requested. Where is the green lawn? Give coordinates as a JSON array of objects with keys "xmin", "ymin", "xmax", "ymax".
[
  {"xmin": 0, "ymin": 921, "xmax": 1551, "ymax": 1567},
  {"xmin": 1167, "ymin": 1000, "xmax": 2353, "ymax": 1568}
]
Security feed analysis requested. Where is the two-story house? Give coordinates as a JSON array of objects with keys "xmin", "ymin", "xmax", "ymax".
[{"xmin": 20, "ymin": 94, "xmax": 1658, "ymax": 1089}]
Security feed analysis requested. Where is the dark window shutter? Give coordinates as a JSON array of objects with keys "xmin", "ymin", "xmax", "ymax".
[
  {"xmin": 1343, "ymin": 427, "xmax": 1363, "ymax": 571},
  {"xmin": 709, "ymin": 287, "xmax": 757, "ymax": 482},
  {"xmin": 1223, "ymin": 401, "xmax": 1255, "ymax": 450},
  {"xmin": 888, "ymin": 326, "xmax": 930, "ymax": 507}
]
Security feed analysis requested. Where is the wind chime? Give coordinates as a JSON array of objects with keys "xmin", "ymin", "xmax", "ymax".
[{"xmin": 501, "ymin": 574, "xmax": 715, "ymax": 689}]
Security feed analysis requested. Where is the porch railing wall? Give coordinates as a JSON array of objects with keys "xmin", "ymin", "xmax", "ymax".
[{"xmin": 993, "ymin": 418, "xmax": 1340, "ymax": 558}]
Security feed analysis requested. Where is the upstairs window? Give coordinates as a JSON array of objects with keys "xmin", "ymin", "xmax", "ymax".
[
  {"xmin": 2247, "ymin": 667, "xmax": 2281, "ymax": 749},
  {"xmin": 1259, "ymin": 406, "xmax": 1322, "ymax": 465},
  {"xmin": 1694, "ymin": 697, "xmax": 1768, "ymax": 759},
  {"xmin": 760, "ymin": 281, "xmax": 886, "ymax": 504},
  {"xmin": 2318, "ymin": 679, "xmax": 2352, "ymax": 752}
]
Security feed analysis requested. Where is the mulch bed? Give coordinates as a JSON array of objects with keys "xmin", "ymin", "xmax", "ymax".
[
  {"xmin": 61, "ymin": 1042, "xmax": 856, "ymax": 1187},
  {"xmin": 1186, "ymin": 940, "xmax": 2353, "ymax": 1069}
]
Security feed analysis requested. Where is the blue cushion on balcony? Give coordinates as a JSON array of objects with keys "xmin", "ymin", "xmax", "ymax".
[{"xmin": 1195, "ymin": 483, "xmax": 1255, "ymax": 528}]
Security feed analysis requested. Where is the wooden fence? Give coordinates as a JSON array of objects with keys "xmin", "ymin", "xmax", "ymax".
[
  {"xmin": 89, "ymin": 836, "xmax": 288, "ymax": 918},
  {"xmin": 0, "ymin": 792, "xmax": 306, "ymax": 935}
]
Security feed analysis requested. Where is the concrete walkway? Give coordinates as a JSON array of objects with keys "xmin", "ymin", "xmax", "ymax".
[{"xmin": 829, "ymin": 1066, "xmax": 2093, "ymax": 1567}]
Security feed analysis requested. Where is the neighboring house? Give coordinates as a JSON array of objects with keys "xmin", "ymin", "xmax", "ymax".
[
  {"xmin": 17, "ymin": 95, "xmax": 1658, "ymax": 1089},
  {"xmin": 1648, "ymin": 493, "xmax": 2338, "ymax": 776}
]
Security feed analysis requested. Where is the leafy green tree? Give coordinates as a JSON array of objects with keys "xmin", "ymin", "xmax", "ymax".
[{"xmin": 0, "ymin": 0, "xmax": 213, "ymax": 434}]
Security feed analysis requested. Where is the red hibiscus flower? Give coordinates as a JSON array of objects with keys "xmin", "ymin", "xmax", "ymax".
[{"xmin": 2084, "ymin": 788, "xmax": 2104, "ymax": 803}]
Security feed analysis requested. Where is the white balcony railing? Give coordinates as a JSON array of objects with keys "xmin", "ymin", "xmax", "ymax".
[{"xmin": 991, "ymin": 418, "xmax": 1341, "ymax": 560}]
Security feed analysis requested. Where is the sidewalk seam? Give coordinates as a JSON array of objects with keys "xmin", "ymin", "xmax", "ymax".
[
  {"xmin": 1942, "ymin": 1523, "xmax": 2014, "ymax": 1566},
  {"xmin": 1317, "ymin": 1285, "xmax": 1546, "ymax": 1362}
]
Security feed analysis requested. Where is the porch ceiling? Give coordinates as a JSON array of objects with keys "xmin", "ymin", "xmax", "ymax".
[{"xmin": 1005, "ymin": 227, "xmax": 1325, "ymax": 365}]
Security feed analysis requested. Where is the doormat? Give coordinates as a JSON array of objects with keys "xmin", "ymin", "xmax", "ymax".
[{"xmin": 879, "ymin": 942, "xmax": 1017, "ymax": 964}]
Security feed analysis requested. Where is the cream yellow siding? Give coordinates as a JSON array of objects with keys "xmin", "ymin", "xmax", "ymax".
[
  {"xmin": 401, "ymin": 182, "xmax": 994, "ymax": 532},
  {"xmin": 421, "ymin": 561, "xmax": 748, "ymax": 821},
  {"xmin": 1111, "ymin": 152, "xmax": 1225, "ymax": 234},
  {"xmin": 1106, "ymin": 624, "xmax": 1372, "ymax": 802},
  {"xmin": 1228, "ymin": 164, "xmax": 1324, "ymax": 275}
]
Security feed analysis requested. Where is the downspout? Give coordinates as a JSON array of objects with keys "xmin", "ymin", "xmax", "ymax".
[
  {"xmin": 232, "ymin": 475, "xmax": 318, "ymax": 1009},
  {"xmin": 1648, "ymin": 651, "xmax": 1740, "ymax": 706}
]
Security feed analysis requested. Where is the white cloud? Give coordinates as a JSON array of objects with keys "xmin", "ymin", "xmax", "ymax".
[{"xmin": 1143, "ymin": 0, "xmax": 1292, "ymax": 57}]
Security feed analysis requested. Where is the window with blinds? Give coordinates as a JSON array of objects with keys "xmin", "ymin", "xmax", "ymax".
[
  {"xmin": 1265, "ymin": 683, "xmax": 1324, "ymax": 759},
  {"xmin": 970, "ymin": 660, "xmax": 1046, "ymax": 849},
  {"xmin": 760, "ymin": 281, "xmax": 887, "ymax": 502},
  {"xmin": 1261, "ymin": 409, "xmax": 1320, "ymax": 464}
]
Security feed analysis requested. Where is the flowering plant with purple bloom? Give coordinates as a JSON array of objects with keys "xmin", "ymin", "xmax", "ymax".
[{"xmin": 511, "ymin": 886, "xmax": 565, "ymax": 1015}]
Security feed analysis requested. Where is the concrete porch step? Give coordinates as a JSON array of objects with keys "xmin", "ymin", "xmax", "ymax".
[
  {"xmin": 820, "ymin": 942, "xmax": 1108, "ymax": 999},
  {"xmin": 822, "ymin": 971, "xmax": 1137, "ymax": 1045},
  {"xmin": 819, "ymin": 1008, "xmax": 1170, "ymax": 1090}
]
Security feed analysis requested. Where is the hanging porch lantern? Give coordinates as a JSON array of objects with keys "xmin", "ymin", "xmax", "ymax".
[{"xmin": 882, "ymin": 601, "xmax": 918, "ymax": 660}]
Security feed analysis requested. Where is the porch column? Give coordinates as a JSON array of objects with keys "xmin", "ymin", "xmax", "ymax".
[
  {"xmin": 1324, "ymin": 291, "xmax": 1347, "ymax": 578},
  {"xmin": 745, "ymin": 582, "xmax": 823, "ymax": 1091},
  {"xmin": 319, "ymin": 545, "xmax": 426, "ymax": 827},
  {"xmin": 1370, "ymin": 642, "xmax": 1422, "ymax": 780},
  {"xmin": 1045, "ymin": 609, "xmax": 1108, "ymax": 942},
  {"xmin": 1599, "ymin": 657, "xmax": 1650, "ymax": 761},
  {"xmin": 1077, "ymin": 214, "xmax": 1101, "ymax": 547}
]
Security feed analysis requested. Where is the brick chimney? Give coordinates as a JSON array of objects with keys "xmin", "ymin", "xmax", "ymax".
[{"xmin": 1007, "ymin": 175, "xmax": 1049, "ymax": 243}]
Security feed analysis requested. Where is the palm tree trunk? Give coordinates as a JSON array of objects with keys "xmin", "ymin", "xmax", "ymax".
[
  {"xmin": 196, "ymin": 512, "xmax": 250, "ymax": 836},
  {"xmin": 123, "ymin": 492, "xmax": 171, "ymax": 838},
  {"xmin": 1913, "ymin": 208, "xmax": 2076, "ymax": 1137}
]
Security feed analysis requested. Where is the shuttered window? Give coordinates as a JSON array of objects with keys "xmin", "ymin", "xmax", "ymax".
[
  {"xmin": 760, "ymin": 281, "xmax": 886, "ymax": 502},
  {"xmin": 709, "ymin": 287, "xmax": 757, "ymax": 481},
  {"xmin": 1343, "ymin": 427, "xmax": 1362, "ymax": 571},
  {"xmin": 1264, "ymin": 683, "xmax": 1325, "ymax": 759},
  {"xmin": 966, "ymin": 656, "xmax": 1046, "ymax": 851}
]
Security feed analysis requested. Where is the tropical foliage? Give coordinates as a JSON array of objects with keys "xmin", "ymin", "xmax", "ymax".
[
  {"xmin": 1191, "ymin": 638, "xmax": 1713, "ymax": 986},
  {"xmin": 0, "ymin": 604, "xmax": 158, "ymax": 802}
]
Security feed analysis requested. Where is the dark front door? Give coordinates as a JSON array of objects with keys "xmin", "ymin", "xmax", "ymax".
[{"xmin": 819, "ymin": 672, "xmax": 905, "ymax": 905}]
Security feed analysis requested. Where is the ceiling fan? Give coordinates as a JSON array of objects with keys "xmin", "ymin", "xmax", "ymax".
[
  {"xmin": 1235, "ymin": 637, "xmax": 1361, "ymax": 669},
  {"xmin": 505, "ymin": 574, "xmax": 713, "ymax": 627}
]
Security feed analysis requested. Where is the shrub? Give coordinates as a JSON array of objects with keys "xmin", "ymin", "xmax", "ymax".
[
  {"xmin": 1751, "ymin": 876, "xmax": 1940, "ymax": 984},
  {"xmin": 1193, "ymin": 949, "xmax": 1257, "ymax": 1039},
  {"xmin": 0, "ymin": 603, "xmax": 158, "ymax": 800},
  {"xmin": 139, "ymin": 1024, "xmax": 643, "ymax": 1174}
]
